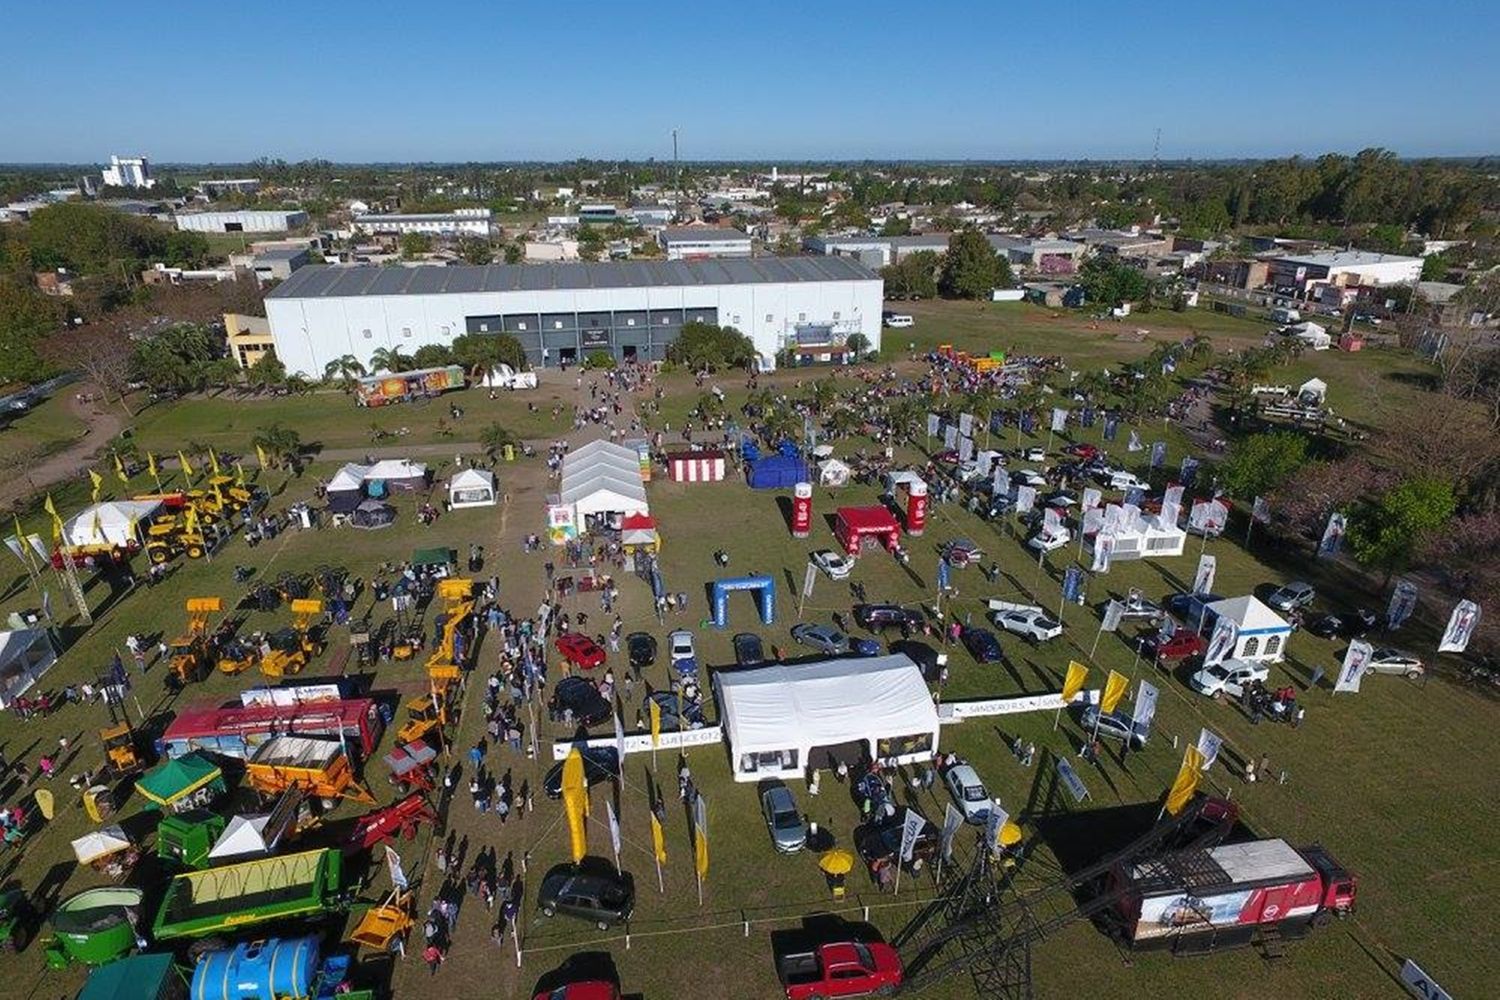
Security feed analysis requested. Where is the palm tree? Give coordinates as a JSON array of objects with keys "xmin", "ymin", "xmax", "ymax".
[
  {"xmin": 251, "ymin": 423, "xmax": 303, "ymax": 469},
  {"xmin": 809, "ymin": 379, "xmax": 838, "ymax": 414},
  {"xmin": 369, "ymin": 347, "xmax": 413, "ymax": 374},
  {"xmin": 479, "ymin": 422, "xmax": 520, "ymax": 461},
  {"xmin": 323, "ymin": 354, "xmax": 367, "ymax": 391},
  {"xmin": 760, "ymin": 407, "xmax": 800, "ymax": 447}
]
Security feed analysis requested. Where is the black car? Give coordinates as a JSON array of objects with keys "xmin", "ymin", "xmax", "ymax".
[
  {"xmin": 548, "ymin": 676, "xmax": 612, "ymax": 727},
  {"xmin": 543, "ymin": 746, "xmax": 620, "ymax": 799},
  {"xmin": 1305, "ymin": 608, "xmax": 1378, "ymax": 639},
  {"xmin": 853, "ymin": 603, "xmax": 925, "ymax": 632},
  {"xmin": 626, "ymin": 632, "xmax": 657, "ymax": 669},
  {"xmin": 890, "ymin": 639, "xmax": 942, "ymax": 682},
  {"xmin": 733, "ymin": 632, "xmax": 767, "ymax": 667},
  {"xmin": 960, "ymin": 626, "xmax": 1002, "ymax": 663},
  {"xmin": 537, "ymin": 862, "xmax": 635, "ymax": 929},
  {"xmin": 854, "ymin": 813, "xmax": 939, "ymax": 873},
  {"xmin": 643, "ymin": 690, "xmax": 706, "ymax": 730}
]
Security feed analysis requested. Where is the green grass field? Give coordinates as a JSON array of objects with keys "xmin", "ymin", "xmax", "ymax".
[
  {"xmin": 0, "ymin": 394, "xmax": 87, "ymax": 465},
  {"xmin": 0, "ymin": 336, "xmax": 1493, "ymax": 1000}
]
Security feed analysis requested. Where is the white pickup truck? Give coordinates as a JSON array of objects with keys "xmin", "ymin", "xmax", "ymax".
[{"xmin": 482, "ymin": 364, "xmax": 538, "ymax": 390}]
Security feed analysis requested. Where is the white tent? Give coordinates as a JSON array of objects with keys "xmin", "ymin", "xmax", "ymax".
[
  {"xmin": 72, "ymin": 825, "xmax": 132, "ymax": 865},
  {"xmin": 1287, "ymin": 322, "xmax": 1331, "ymax": 350},
  {"xmin": 1298, "ymin": 378, "xmax": 1328, "ymax": 406},
  {"xmin": 364, "ymin": 459, "xmax": 428, "ymax": 490},
  {"xmin": 714, "ymin": 654, "xmax": 940, "ymax": 783},
  {"xmin": 560, "ymin": 473, "xmax": 649, "ymax": 517},
  {"xmin": 327, "ymin": 463, "xmax": 370, "ymax": 493},
  {"xmin": 1088, "ymin": 514, "xmax": 1187, "ymax": 561},
  {"xmin": 818, "ymin": 458, "xmax": 852, "ymax": 487},
  {"xmin": 61, "ymin": 499, "xmax": 162, "ymax": 548},
  {"xmin": 0, "ymin": 628, "xmax": 57, "ymax": 709},
  {"xmin": 448, "ymin": 468, "xmax": 496, "ymax": 509},
  {"xmin": 208, "ymin": 814, "xmax": 274, "ymax": 860},
  {"xmin": 1205, "ymin": 595, "xmax": 1292, "ymax": 662}
]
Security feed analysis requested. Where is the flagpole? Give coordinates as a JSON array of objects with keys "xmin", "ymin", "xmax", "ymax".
[
  {"xmin": 655, "ymin": 857, "xmax": 664, "ymax": 894},
  {"xmin": 893, "ymin": 856, "xmax": 903, "ymax": 896},
  {"xmin": 1089, "ymin": 622, "xmax": 1104, "ymax": 660}
]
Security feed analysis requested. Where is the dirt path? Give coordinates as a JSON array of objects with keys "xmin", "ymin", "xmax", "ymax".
[{"xmin": 0, "ymin": 387, "xmax": 125, "ymax": 509}]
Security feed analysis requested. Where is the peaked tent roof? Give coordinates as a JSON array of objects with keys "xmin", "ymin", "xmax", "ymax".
[
  {"xmin": 61, "ymin": 499, "xmax": 164, "ymax": 547},
  {"xmin": 559, "ymin": 471, "xmax": 648, "ymax": 506},
  {"xmin": 365, "ymin": 459, "xmax": 427, "ymax": 481},
  {"xmin": 209, "ymin": 814, "xmax": 273, "ymax": 859},
  {"xmin": 327, "ymin": 463, "xmax": 371, "ymax": 492},
  {"xmin": 449, "ymin": 467, "xmax": 495, "ymax": 491},
  {"xmin": 71, "ymin": 825, "xmax": 132, "ymax": 864},
  {"xmin": 1207, "ymin": 595, "xmax": 1290, "ymax": 634},
  {"xmin": 137, "ymin": 752, "xmax": 222, "ymax": 806}
]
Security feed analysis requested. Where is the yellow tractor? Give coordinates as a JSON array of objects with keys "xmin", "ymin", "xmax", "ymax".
[
  {"xmin": 100, "ymin": 723, "xmax": 145, "ymax": 777},
  {"xmin": 166, "ymin": 597, "xmax": 223, "ymax": 686},
  {"xmin": 396, "ymin": 696, "xmax": 447, "ymax": 745},
  {"xmin": 217, "ymin": 636, "xmax": 259, "ymax": 675},
  {"xmin": 144, "ymin": 515, "xmax": 211, "ymax": 564},
  {"xmin": 426, "ymin": 578, "xmax": 474, "ymax": 701},
  {"xmin": 259, "ymin": 598, "xmax": 324, "ymax": 678}
]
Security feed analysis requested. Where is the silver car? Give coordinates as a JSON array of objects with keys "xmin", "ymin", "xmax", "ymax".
[
  {"xmin": 1267, "ymin": 581, "xmax": 1316, "ymax": 611},
  {"xmin": 761, "ymin": 786, "xmax": 806, "ymax": 853}
]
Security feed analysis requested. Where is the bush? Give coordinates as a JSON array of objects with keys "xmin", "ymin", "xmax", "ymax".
[{"xmin": 582, "ymin": 350, "xmax": 616, "ymax": 370}]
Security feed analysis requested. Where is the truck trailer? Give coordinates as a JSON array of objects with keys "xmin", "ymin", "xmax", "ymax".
[
  {"xmin": 158, "ymin": 696, "xmax": 382, "ymax": 762},
  {"xmin": 1111, "ymin": 837, "xmax": 1355, "ymax": 952},
  {"xmin": 354, "ymin": 365, "xmax": 466, "ymax": 407},
  {"xmin": 152, "ymin": 847, "xmax": 348, "ymax": 941}
]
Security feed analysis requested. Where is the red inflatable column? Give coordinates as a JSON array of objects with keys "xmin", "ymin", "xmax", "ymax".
[
  {"xmin": 791, "ymin": 482, "xmax": 813, "ymax": 538},
  {"xmin": 906, "ymin": 479, "xmax": 928, "ymax": 536}
]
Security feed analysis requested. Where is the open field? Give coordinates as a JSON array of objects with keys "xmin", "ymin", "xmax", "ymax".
[
  {"xmin": 0, "ymin": 394, "xmax": 87, "ymax": 465},
  {"xmin": 0, "ymin": 337, "xmax": 1493, "ymax": 999}
]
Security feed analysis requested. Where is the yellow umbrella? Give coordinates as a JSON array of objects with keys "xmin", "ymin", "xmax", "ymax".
[
  {"xmin": 819, "ymin": 849, "xmax": 855, "ymax": 877},
  {"xmin": 998, "ymin": 820, "xmax": 1023, "ymax": 847}
]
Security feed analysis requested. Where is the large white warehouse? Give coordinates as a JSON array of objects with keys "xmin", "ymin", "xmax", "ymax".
[{"xmin": 264, "ymin": 257, "xmax": 883, "ymax": 376}]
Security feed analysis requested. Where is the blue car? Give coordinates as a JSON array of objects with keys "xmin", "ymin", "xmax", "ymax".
[
  {"xmin": 850, "ymin": 637, "xmax": 882, "ymax": 657},
  {"xmin": 960, "ymin": 627, "xmax": 1002, "ymax": 663}
]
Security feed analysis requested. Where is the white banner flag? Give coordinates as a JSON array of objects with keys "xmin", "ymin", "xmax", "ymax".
[
  {"xmin": 992, "ymin": 467, "xmax": 1008, "ymax": 495},
  {"xmin": 1131, "ymin": 681, "xmax": 1159, "ymax": 732},
  {"xmin": 1335, "ymin": 639, "xmax": 1374, "ymax": 693},
  {"xmin": 1203, "ymin": 614, "xmax": 1238, "ymax": 667},
  {"xmin": 614, "ymin": 712, "xmax": 627, "ymax": 766},
  {"xmin": 1090, "ymin": 533, "xmax": 1115, "ymax": 573},
  {"xmin": 899, "ymin": 807, "xmax": 927, "ymax": 862},
  {"xmin": 976, "ymin": 451, "xmax": 993, "ymax": 478},
  {"xmin": 1050, "ymin": 407, "xmax": 1068, "ymax": 433},
  {"xmin": 1043, "ymin": 506, "xmax": 1062, "ymax": 535},
  {"xmin": 1015, "ymin": 485, "xmax": 1036, "ymax": 514},
  {"xmin": 943, "ymin": 424, "xmax": 958, "ymax": 449},
  {"xmin": 385, "ymin": 844, "xmax": 409, "ymax": 890},
  {"xmin": 1438, "ymin": 599, "xmax": 1480, "ymax": 653},
  {"xmin": 959, "ymin": 412, "xmax": 974, "ymax": 438},
  {"xmin": 958, "ymin": 436, "xmax": 973, "ymax": 462},
  {"xmin": 1128, "ymin": 430, "xmax": 1143, "ymax": 452},
  {"xmin": 1196, "ymin": 728, "xmax": 1223, "ymax": 770},
  {"xmin": 1317, "ymin": 511, "xmax": 1347, "ymax": 559},
  {"xmin": 927, "ymin": 413, "xmax": 941, "ymax": 438},
  {"xmin": 1160, "ymin": 485, "xmax": 1185, "ymax": 527},
  {"xmin": 1081, "ymin": 487, "xmax": 1102, "ymax": 511},
  {"xmin": 606, "ymin": 798, "xmax": 623, "ymax": 859},
  {"xmin": 940, "ymin": 802, "xmax": 964, "ymax": 862},
  {"xmin": 1193, "ymin": 554, "xmax": 1217, "ymax": 596},
  {"xmin": 1101, "ymin": 600, "xmax": 1125, "ymax": 632},
  {"xmin": 984, "ymin": 803, "xmax": 1011, "ymax": 858},
  {"xmin": 1082, "ymin": 507, "xmax": 1104, "ymax": 536}
]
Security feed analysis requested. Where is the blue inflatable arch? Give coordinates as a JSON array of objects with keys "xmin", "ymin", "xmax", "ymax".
[{"xmin": 710, "ymin": 574, "xmax": 776, "ymax": 628}]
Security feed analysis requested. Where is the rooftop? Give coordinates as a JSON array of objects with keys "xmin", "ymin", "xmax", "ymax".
[
  {"xmin": 354, "ymin": 212, "xmax": 491, "ymax": 223},
  {"xmin": 660, "ymin": 227, "xmax": 749, "ymax": 243},
  {"xmin": 252, "ymin": 248, "xmax": 307, "ymax": 261},
  {"xmin": 1270, "ymin": 249, "xmax": 1422, "ymax": 268},
  {"xmin": 268, "ymin": 256, "xmax": 879, "ymax": 300}
]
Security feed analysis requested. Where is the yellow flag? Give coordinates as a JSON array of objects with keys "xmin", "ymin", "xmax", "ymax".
[
  {"xmin": 113, "ymin": 452, "xmax": 129, "ymax": 485},
  {"xmin": 208, "ymin": 448, "xmax": 221, "ymax": 477},
  {"xmin": 177, "ymin": 450, "xmax": 195, "ymax": 480},
  {"xmin": 235, "ymin": 461, "xmax": 247, "ymax": 486},
  {"xmin": 693, "ymin": 794, "xmax": 709, "ymax": 879},
  {"xmin": 255, "ymin": 444, "xmax": 269, "ymax": 470},
  {"xmin": 13, "ymin": 515, "xmax": 35, "ymax": 570},
  {"xmin": 183, "ymin": 503, "xmax": 200, "ymax": 535},
  {"xmin": 43, "ymin": 495, "xmax": 63, "ymax": 540},
  {"xmin": 1101, "ymin": 670, "xmax": 1130, "ymax": 715},
  {"xmin": 561, "ymin": 749, "xmax": 588, "ymax": 863},
  {"xmin": 147, "ymin": 452, "xmax": 159, "ymax": 480},
  {"xmin": 1165, "ymin": 746, "xmax": 1206, "ymax": 816},
  {"xmin": 88, "ymin": 469, "xmax": 103, "ymax": 502},
  {"xmin": 650, "ymin": 810, "xmax": 667, "ymax": 866},
  {"xmin": 649, "ymin": 697, "xmax": 662, "ymax": 748},
  {"xmin": 1061, "ymin": 661, "xmax": 1089, "ymax": 703}
]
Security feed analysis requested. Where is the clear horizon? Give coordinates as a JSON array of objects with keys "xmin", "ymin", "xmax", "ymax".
[{"xmin": 3, "ymin": 0, "xmax": 1496, "ymax": 163}]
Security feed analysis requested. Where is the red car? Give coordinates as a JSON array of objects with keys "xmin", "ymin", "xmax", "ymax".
[
  {"xmin": 1142, "ymin": 630, "xmax": 1205, "ymax": 662},
  {"xmin": 555, "ymin": 634, "xmax": 607, "ymax": 670},
  {"xmin": 533, "ymin": 984, "xmax": 621, "ymax": 1000},
  {"xmin": 1065, "ymin": 442, "xmax": 1099, "ymax": 460}
]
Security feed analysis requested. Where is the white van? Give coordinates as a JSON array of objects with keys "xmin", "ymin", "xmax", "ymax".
[
  {"xmin": 1269, "ymin": 306, "xmax": 1301, "ymax": 325},
  {"xmin": 1108, "ymin": 471, "xmax": 1148, "ymax": 492},
  {"xmin": 883, "ymin": 313, "xmax": 914, "ymax": 329}
]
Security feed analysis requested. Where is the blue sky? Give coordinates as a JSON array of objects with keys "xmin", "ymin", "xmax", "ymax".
[{"xmin": 4, "ymin": 1, "xmax": 1496, "ymax": 163}]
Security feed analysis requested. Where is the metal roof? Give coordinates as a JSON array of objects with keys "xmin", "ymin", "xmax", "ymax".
[
  {"xmin": 660, "ymin": 227, "xmax": 750, "ymax": 243},
  {"xmin": 268, "ymin": 256, "xmax": 878, "ymax": 300}
]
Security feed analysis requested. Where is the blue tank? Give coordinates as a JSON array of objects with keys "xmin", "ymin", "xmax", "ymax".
[{"xmin": 191, "ymin": 936, "xmax": 320, "ymax": 1000}]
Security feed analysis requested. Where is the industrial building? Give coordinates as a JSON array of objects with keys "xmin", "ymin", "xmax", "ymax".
[
  {"xmin": 659, "ymin": 227, "xmax": 753, "ymax": 260},
  {"xmin": 351, "ymin": 209, "xmax": 491, "ymax": 237},
  {"xmin": 1266, "ymin": 250, "xmax": 1422, "ymax": 294},
  {"xmin": 175, "ymin": 210, "xmax": 308, "ymax": 233},
  {"xmin": 250, "ymin": 247, "xmax": 310, "ymax": 283},
  {"xmin": 263, "ymin": 256, "xmax": 882, "ymax": 376},
  {"xmin": 101, "ymin": 155, "xmax": 154, "ymax": 189}
]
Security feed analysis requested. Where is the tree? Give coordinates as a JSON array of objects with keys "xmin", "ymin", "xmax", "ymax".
[
  {"xmin": 845, "ymin": 332, "xmax": 871, "ymax": 358},
  {"xmin": 369, "ymin": 347, "xmax": 414, "ymax": 373},
  {"xmin": 503, "ymin": 242, "xmax": 524, "ymax": 265},
  {"xmin": 881, "ymin": 216, "xmax": 913, "ymax": 237},
  {"xmin": 577, "ymin": 225, "xmax": 606, "ymax": 262},
  {"xmin": 1078, "ymin": 256, "xmax": 1150, "ymax": 308},
  {"xmin": 582, "ymin": 350, "xmax": 615, "ymax": 370},
  {"xmin": 251, "ymin": 422, "xmax": 302, "ymax": 469},
  {"xmin": 1267, "ymin": 458, "xmax": 1398, "ymax": 541},
  {"xmin": 399, "ymin": 232, "xmax": 432, "ymax": 260},
  {"xmin": 881, "ymin": 250, "xmax": 939, "ymax": 300},
  {"xmin": 456, "ymin": 237, "xmax": 494, "ymax": 265},
  {"xmin": 129, "ymin": 323, "xmax": 218, "ymax": 394},
  {"xmin": 412, "ymin": 344, "xmax": 454, "ymax": 367},
  {"xmin": 939, "ymin": 229, "xmax": 1010, "ymax": 299},
  {"xmin": 246, "ymin": 351, "xmax": 288, "ymax": 392},
  {"xmin": 450, "ymin": 333, "xmax": 526, "ymax": 375},
  {"xmin": 323, "ymin": 354, "xmax": 367, "ymax": 391},
  {"xmin": 773, "ymin": 232, "xmax": 799, "ymax": 256},
  {"xmin": 1421, "ymin": 251, "xmax": 1452, "ymax": 282},
  {"xmin": 26, "ymin": 202, "xmax": 186, "ymax": 274},
  {"xmin": 1218, "ymin": 431, "xmax": 1310, "ymax": 499},
  {"xmin": 479, "ymin": 421, "xmax": 519, "ymax": 461},
  {"xmin": 1347, "ymin": 478, "xmax": 1457, "ymax": 584},
  {"xmin": 0, "ymin": 278, "xmax": 60, "ymax": 383},
  {"xmin": 666, "ymin": 322, "xmax": 756, "ymax": 371},
  {"xmin": 39, "ymin": 325, "xmax": 136, "ymax": 414}
]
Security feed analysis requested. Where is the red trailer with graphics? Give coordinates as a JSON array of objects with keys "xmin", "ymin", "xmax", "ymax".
[
  {"xmin": 1112, "ymin": 838, "xmax": 1356, "ymax": 952},
  {"xmin": 159, "ymin": 697, "xmax": 383, "ymax": 763}
]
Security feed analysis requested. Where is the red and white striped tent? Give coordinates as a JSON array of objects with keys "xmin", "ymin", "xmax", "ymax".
[{"xmin": 668, "ymin": 450, "xmax": 726, "ymax": 483}]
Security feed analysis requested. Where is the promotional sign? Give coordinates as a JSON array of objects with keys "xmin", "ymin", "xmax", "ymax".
[
  {"xmin": 606, "ymin": 799, "xmax": 622, "ymax": 860},
  {"xmin": 1015, "ymin": 486, "xmax": 1037, "ymax": 514},
  {"xmin": 1335, "ymin": 639, "xmax": 1374, "ymax": 693},
  {"xmin": 1317, "ymin": 512, "xmax": 1348, "ymax": 559},
  {"xmin": 992, "ymin": 467, "xmax": 1007, "ymax": 495},
  {"xmin": 937, "ymin": 557, "xmax": 951, "ymax": 592},
  {"xmin": 958, "ymin": 436, "xmax": 973, "ymax": 462},
  {"xmin": 1160, "ymin": 485, "xmax": 1185, "ymax": 528},
  {"xmin": 1399, "ymin": 959, "xmax": 1455, "ymax": 1000},
  {"xmin": 385, "ymin": 845, "xmax": 408, "ymax": 890},
  {"xmin": 1061, "ymin": 661, "xmax": 1089, "ymax": 702},
  {"xmin": 1203, "ymin": 615, "xmax": 1238, "ymax": 667},
  {"xmin": 1082, "ymin": 507, "xmax": 1105, "ymax": 536},
  {"xmin": 694, "ymin": 793, "xmax": 709, "ymax": 879},
  {"xmin": 1128, "ymin": 430, "xmax": 1143, "ymax": 453},
  {"xmin": 1043, "ymin": 506, "xmax": 1062, "ymax": 536},
  {"xmin": 1062, "ymin": 565, "xmax": 1085, "ymax": 603},
  {"xmin": 1050, "ymin": 407, "xmax": 1068, "ymax": 433},
  {"xmin": 1100, "ymin": 670, "xmax": 1130, "ymax": 714},
  {"xmin": 926, "ymin": 413, "xmax": 941, "ymax": 438},
  {"xmin": 802, "ymin": 562, "xmax": 818, "ymax": 599},
  {"xmin": 959, "ymin": 412, "xmax": 974, "ymax": 438},
  {"xmin": 1192, "ymin": 554, "xmax": 1217, "ymax": 596},
  {"xmin": 1195, "ymin": 728, "xmax": 1224, "ymax": 770},
  {"xmin": 1165, "ymin": 746, "xmax": 1206, "ymax": 815},
  {"xmin": 976, "ymin": 451, "xmax": 994, "ymax": 478},
  {"xmin": 1189, "ymin": 500, "xmax": 1228, "ymax": 537},
  {"xmin": 940, "ymin": 803, "xmax": 965, "ymax": 862},
  {"xmin": 1055, "ymin": 758, "xmax": 1090, "ymax": 802},
  {"xmin": 1251, "ymin": 495, "xmax": 1272, "ymax": 524},
  {"xmin": 1179, "ymin": 456, "xmax": 1200, "ymax": 488},
  {"xmin": 1124, "ymin": 486, "xmax": 1146, "ymax": 508},
  {"xmin": 1103, "ymin": 415, "xmax": 1120, "ymax": 441},
  {"xmin": 1101, "ymin": 600, "xmax": 1124, "ymax": 632},
  {"xmin": 1438, "ymin": 599, "xmax": 1480, "ymax": 653},
  {"xmin": 1132, "ymin": 681, "xmax": 1159, "ymax": 732},
  {"xmin": 1148, "ymin": 440, "xmax": 1165, "ymax": 466},
  {"xmin": 984, "ymin": 803, "xmax": 1012, "ymax": 858},
  {"xmin": 943, "ymin": 424, "xmax": 958, "ymax": 449},
  {"xmin": 1081, "ymin": 487, "xmax": 1103, "ymax": 511},
  {"xmin": 1386, "ymin": 579, "xmax": 1419, "ymax": 631},
  {"xmin": 899, "ymin": 808, "xmax": 927, "ymax": 862},
  {"xmin": 1090, "ymin": 533, "xmax": 1115, "ymax": 573}
]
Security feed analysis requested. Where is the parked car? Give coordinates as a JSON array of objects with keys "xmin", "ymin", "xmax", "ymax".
[
  {"xmin": 1106, "ymin": 470, "xmax": 1149, "ymax": 492},
  {"xmin": 943, "ymin": 764, "xmax": 992, "ymax": 824},
  {"xmin": 761, "ymin": 786, "xmax": 808, "ymax": 853},
  {"xmin": 883, "ymin": 313, "xmax": 913, "ymax": 328},
  {"xmin": 555, "ymin": 634, "xmax": 607, "ymax": 671},
  {"xmin": 941, "ymin": 538, "xmax": 983, "ymax": 567},
  {"xmin": 1027, "ymin": 527, "xmax": 1072, "ymax": 553},
  {"xmin": 1115, "ymin": 594, "xmax": 1165, "ymax": 622},
  {"xmin": 992, "ymin": 606, "xmax": 1063, "ymax": 643},
  {"xmin": 733, "ymin": 632, "xmax": 767, "ymax": 667},
  {"xmin": 626, "ymin": 632, "xmax": 657, "ymax": 669},
  {"xmin": 1267, "ymin": 581, "xmax": 1317, "ymax": 612},
  {"xmin": 1367, "ymin": 648, "xmax": 1424, "ymax": 678},
  {"xmin": 668, "ymin": 629, "xmax": 696, "ymax": 664},
  {"xmin": 890, "ymin": 639, "xmax": 943, "ymax": 682},
  {"xmin": 1064, "ymin": 443, "xmax": 1099, "ymax": 460},
  {"xmin": 960, "ymin": 626, "xmax": 1002, "ymax": 663},
  {"xmin": 537, "ymin": 864, "xmax": 635, "ymax": 929},
  {"xmin": 811, "ymin": 549, "xmax": 854, "ymax": 581},
  {"xmin": 1019, "ymin": 446, "xmax": 1046, "ymax": 462},
  {"xmin": 853, "ymin": 604, "xmax": 924, "ymax": 632},
  {"xmin": 544, "ymin": 746, "xmax": 620, "ymax": 798},
  {"xmin": 790, "ymin": 622, "xmax": 849, "ymax": 655},
  {"xmin": 1079, "ymin": 705, "xmax": 1149, "ymax": 749},
  {"xmin": 644, "ymin": 690, "xmax": 705, "ymax": 730},
  {"xmin": 775, "ymin": 941, "xmax": 904, "ymax": 1000},
  {"xmin": 1012, "ymin": 468, "xmax": 1048, "ymax": 488},
  {"xmin": 1140, "ymin": 630, "xmax": 1205, "ymax": 662},
  {"xmin": 549, "ymin": 676, "xmax": 613, "ymax": 727},
  {"xmin": 1190, "ymin": 660, "xmax": 1270, "ymax": 698},
  {"xmin": 1305, "ymin": 609, "xmax": 1378, "ymax": 639}
]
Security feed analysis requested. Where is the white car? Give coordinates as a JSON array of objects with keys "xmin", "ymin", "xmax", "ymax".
[
  {"xmin": 811, "ymin": 549, "xmax": 854, "ymax": 580},
  {"xmin": 1107, "ymin": 471, "xmax": 1148, "ymax": 492},
  {"xmin": 992, "ymin": 607, "xmax": 1063, "ymax": 643},
  {"xmin": 1367, "ymin": 648, "xmax": 1424, "ymax": 678},
  {"xmin": 1012, "ymin": 468, "xmax": 1048, "ymax": 488},
  {"xmin": 883, "ymin": 313, "xmax": 914, "ymax": 328},
  {"xmin": 1027, "ymin": 527, "xmax": 1072, "ymax": 553},
  {"xmin": 1190, "ymin": 660, "xmax": 1270, "ymax": 698},
  {"xmin": 1019, "ymin": 446, "xmax": 1046, "ymax": 462},
  {"xmin": 943, "ymin": 764, "xmax": 992, "ymax": 824},
  {"xmin": 668, "ymin": 629, "xmax": 696, "ymax": 665}
]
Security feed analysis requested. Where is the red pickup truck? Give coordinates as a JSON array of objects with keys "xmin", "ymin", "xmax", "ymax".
[{"xmin": 776, "ymin": 940, "xmax": 904, "ymax": 999}]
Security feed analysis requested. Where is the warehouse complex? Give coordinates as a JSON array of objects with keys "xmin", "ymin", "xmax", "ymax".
[{"xmin": 263, "ymin": 257, "xmax": 882, "ymax": 376}]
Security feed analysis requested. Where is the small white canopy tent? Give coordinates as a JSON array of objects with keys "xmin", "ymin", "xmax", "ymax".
[
  {"xmin": 0, "ymin": 628, "xmax": 58, "ymax": 708},
  {"xmin": 1287, "ymin": 322, "xmax": 1331, "ymax": 350},
  {"xmin": 326, "ymin": 464, "xmax": 370, "ymax": 513},
  {"xmin": 818, "ymin": 458, "xmax": 852, "ymax": 487},
  {"xmin": 1298, "ymin": 378, "xmax": 1328, "ymax": 406},
  {"xmin": 72, "ymin": 825, "xmax": 132, "ymax": 865},
  {"xmin": 363, "ymin": 459, "xmax": 428, "ymax": 491},
  {"xmin": 1205, "ymin": 595, "xmax": 1292, "ymax": 662},
  {"xmin": 448, "ymin": 468, "xmax": 496, "ymax": 509},
  {"xmin": 61, "ymin": 499, "xmax": 162, "ymax": 548},
  {"xmin": 1087, "ymin": 514, "xmax": 1186, "ymax": 561},
  {"xmin": 715, "ymin": 654, "xmax": 940, "ymax": 783}
]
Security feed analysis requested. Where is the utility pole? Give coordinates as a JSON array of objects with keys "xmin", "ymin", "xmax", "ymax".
[
  {"xmin": 672, "ymin": 128, "xmax": 681, "ymax": 217},
  {"xmin": 1152, "ymin": 128, "xmax": 1161, "ymax": 172}
]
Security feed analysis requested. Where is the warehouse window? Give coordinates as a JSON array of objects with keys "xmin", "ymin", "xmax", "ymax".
[
  {"xmin": 732, "ymin": 315, "xmax": 740, "ymax": 325},
  {"xmin": 517, "ymin": 321, "xmax": 527, "ymax": 330},
  {"xmin": 478, "ymin": 322, "xmax": 489, "ymax": 332},
  {"xmin": 553, "ymin": 320, "xmax": 563, "ymax": 329},
  {"xmin": 402, "ymin": 327, "xmax": 412, "ymax": 338},
  {"xmin": 362, "ymin": 329, "xmax": 372, "ymax": 339},
  {"xmin": 798, "ymin": 312, "xmax": 806, "ymax": 321},
  {"xmin": 440, "ymin": 325, "xmax": 450, "ymax": 336},
  {"xmin": 626, "ymin": 318, "xmax": 636, "ymax": 326},
  {"xmin": 833, "ymin": 311, "xmax": 840, "ymax": 320},
  {"xmin": 660, "ymin": 316, "xmax": 670, "ymax": 325},
  {"xmin": 765, "ymin": 314, "xmax": 773, "ymax": 323}
]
